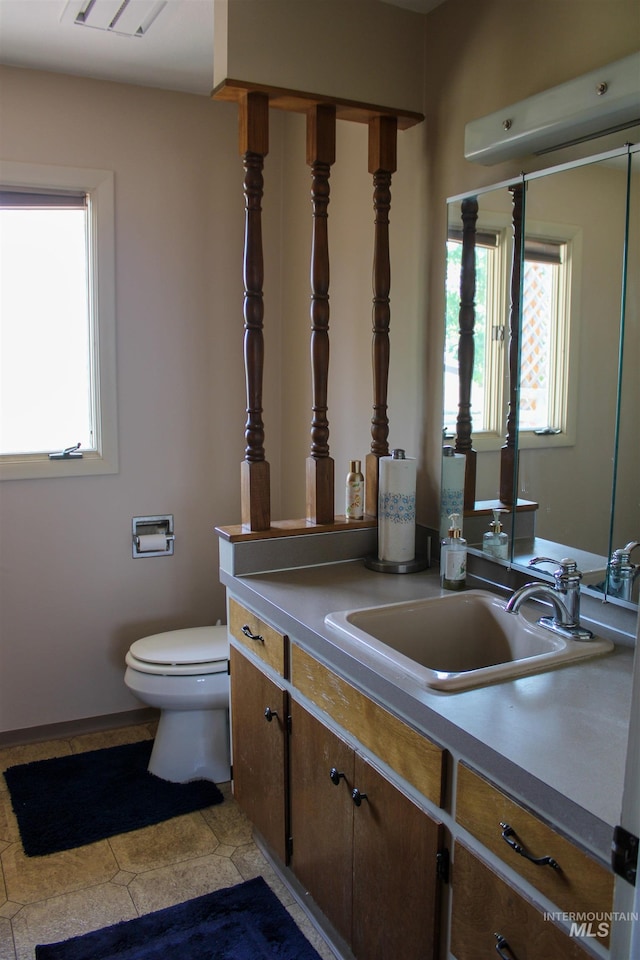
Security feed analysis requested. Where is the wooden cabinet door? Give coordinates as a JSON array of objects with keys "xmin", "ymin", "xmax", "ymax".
[
  {"xmin": 230, "ymin": 647, "xmax": 288, "ymax": 862},
  {"xmin": 289, "ymin": 701, "xmax": 354, "ymax": 944},
  {"xmin": 352, "ymin": 754, "xmax": 444, "ymax": 960}
]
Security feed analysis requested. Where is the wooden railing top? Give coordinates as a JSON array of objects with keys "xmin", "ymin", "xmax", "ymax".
[
  {"xmin": 212, "ymin": 79, "xmax": 424, "ymax": 131},
  {"xmin": 216, "ymin": 516, "xmax": 376, "ymax": 543}
]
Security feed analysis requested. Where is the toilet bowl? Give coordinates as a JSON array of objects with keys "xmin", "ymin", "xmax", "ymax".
[{"xmin": 124, "ymin": 625, "xmax": 230, "ymax": 784}]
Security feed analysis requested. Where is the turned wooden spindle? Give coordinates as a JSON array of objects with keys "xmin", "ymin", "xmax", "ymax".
[
  {"xmin": 454, "ymin": 196, "xmax": 479, "ymax": 511},
  {"xmin": 306, "ymin": 105, "xmax": 336, "ymax": 524},
  {"xmin": 240, "ymin": 92, "xmax": 271, "ymax": 530},
  {"xmin": 500, "ymin": 183, "xmax": 524, "ymax": 505},
  {"xmin": 365, "ymin": 115, "xmax": 397, "ymax": 517}
]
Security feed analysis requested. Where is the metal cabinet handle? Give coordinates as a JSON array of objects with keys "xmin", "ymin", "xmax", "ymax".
[
  {"xmin": 242, "ymin": 624, "xmax": 264, "ymax": 643},
  {"xmin": 264, "ymin": 707, "xmax": 278, "ymax": 722},
  {"xmin": 500, "ymin": 823, "xmax": 559, "ymax": 870},
  {"xmin": 330, "ymin": 767, "xmax": 345, "ymax": 786},
  {"xmin": 494, "ymin": 933, "xmax": 517, "ymax": 959},
  {"xmin": 352, "ymin": 788, "xmax": 368, "ymax": 806}
]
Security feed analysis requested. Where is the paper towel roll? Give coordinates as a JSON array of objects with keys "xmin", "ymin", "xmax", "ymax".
[
  {"xmin": 378, "ymin": 454, "xmax": 416, "ymax": 563},
  {"xmin": 440, "ymin": 450, "xmax": 466, "ymax": 538},
  {"xmin": 137, "ymin": 533, "xmax": 168, "ymax": 553}
]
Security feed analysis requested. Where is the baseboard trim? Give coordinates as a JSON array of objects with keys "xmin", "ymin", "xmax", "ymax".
[{"xmin": 0, "ymin": 708, "xmax": 159, "ymax": 748}]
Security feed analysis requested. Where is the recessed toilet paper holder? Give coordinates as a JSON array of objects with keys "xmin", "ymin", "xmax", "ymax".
[{"xmin": 132, "ymin": 515, "xmax": 175, "ymax": 558}]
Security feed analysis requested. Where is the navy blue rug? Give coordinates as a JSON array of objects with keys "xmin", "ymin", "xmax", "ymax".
[
  {"xmin": 35, "ymin": 876, "xmax": 323, "ymax": 960},
  {"xmin": 4, "ymin": 739, "xmax": 224, "ymax": 857}
]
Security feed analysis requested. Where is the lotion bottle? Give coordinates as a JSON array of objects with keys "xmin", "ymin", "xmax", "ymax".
[
  {"xmin": 440, "ymin": 513, "xmax": 467, "ymax": 590},
  {"xmin": 345, "ymin": 460, "xmax": 364, "ymax": 520},
  {"xmin": 482, "ymin": 508, "xmax": 509, "ymax": 559}
]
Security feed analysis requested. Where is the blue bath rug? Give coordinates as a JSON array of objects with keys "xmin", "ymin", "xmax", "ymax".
[
  {"xmin": 35, "ymin": 876, "xmax": 323, "ymax": 960},
  {"xmin": 4, "ymin": 739, "xmax": 224, "ymax": 857}
]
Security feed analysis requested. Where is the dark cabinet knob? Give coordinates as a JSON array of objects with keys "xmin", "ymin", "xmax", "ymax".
[
  {"xmin": 352, "ymin": 788, "xmax": 368, "ymax": 806},
  {"xmin": 264, "ymin": 707, "xmax": 278, "ymax": 722},
  {"xmin": 329, "ymin": 767, "xmax": 345, "ymax": 786}
]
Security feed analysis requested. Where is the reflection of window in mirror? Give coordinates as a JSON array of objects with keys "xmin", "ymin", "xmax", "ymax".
[
  {"xmin": 444, "ymin": 225, "xmax": 509, "ymax": 442},
  {"xmin": 445, "ymin": 220, "xmax": 579, "ymax": 453},
  {"xmin": 520, "ymin": 238, "xmax": 570, "ymax": 434}
]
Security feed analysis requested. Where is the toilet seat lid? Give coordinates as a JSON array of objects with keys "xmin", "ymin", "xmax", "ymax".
[{"xmin": 129, "ymin": 625, "xmax": 228, "ymax": 666}]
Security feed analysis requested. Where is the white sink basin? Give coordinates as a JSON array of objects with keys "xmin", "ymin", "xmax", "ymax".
[{"xmin": 324, "ymin": 590, "xmax": 613, "ymax": 691}]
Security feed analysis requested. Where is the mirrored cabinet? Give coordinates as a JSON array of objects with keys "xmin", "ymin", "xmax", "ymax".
[{"xmin": 444, "ymin": 141, "xmax": 639, "ymax": 610}]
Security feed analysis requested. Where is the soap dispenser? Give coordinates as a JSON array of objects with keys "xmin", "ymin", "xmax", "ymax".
[
  {"xmin": 482, "ymin": 508, "xmax": 509, "ymax": 560},
  {"xmin": 440, "ymin": 513, "xmax": 467, "ymax": 590}
]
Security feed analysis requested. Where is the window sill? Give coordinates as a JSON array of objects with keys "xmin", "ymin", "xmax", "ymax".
[{"xmin": 0, "ymin": 450, "xmax": 118, "ymax": 481}]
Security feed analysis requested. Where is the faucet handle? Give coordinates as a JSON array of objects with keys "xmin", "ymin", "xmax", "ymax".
[
  {"xmin": 529, "ymin": 556, "xmax": 577, "ymax": 573},
  {"xmin": 613, "ymin": 541, "xmax": 640, "ymax": 563},
  {"xmin": 529, "ymin": 557, "xmax": 581, "ymax": 587}
]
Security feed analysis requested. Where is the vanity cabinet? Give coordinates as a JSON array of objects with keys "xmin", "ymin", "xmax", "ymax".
[
  {"xmin": 227, "ymin": 595, "xmax": 447, "ymax": 960},
  {"xmin": 289, "ymin": 699, "xmax": 444, "ymax": 960},
  {"xmin": 453, "ymin": 762, "xmax": 613, "ymax": 957},
  {"xmin": 228, "ymin": 598, "xmax": 291, "ymax": 862},
  {"xmin": 229, "ymin": 647, "xmax": 288, "ymax": 862},
  {"xmin": 451, "ymin": 843, "xmax": 598, "ymax": 960},
  {"xmin": 456, "ymin": 763, "xmax": 613, "ymax": 922},
  {"xmin": 227, "ymin": 591, "xmax": 616, "ymax": 960},
  {"xmin": 291, "ymin": 644, "xmax": 446, "ymax": 807}
]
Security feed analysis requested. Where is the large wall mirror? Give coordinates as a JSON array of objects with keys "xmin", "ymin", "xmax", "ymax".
[{"xmin": 444, "ymin": 141, "xmax": 639, "ymax": 609}]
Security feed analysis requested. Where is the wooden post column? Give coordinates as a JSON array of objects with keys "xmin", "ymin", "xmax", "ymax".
[
  {"xmin": 240, "ymin": 92, "xmax": 271, "ymax": 530},
  {"xmin": 366, "ymin": 115, "xmax": 397, "ymax": 518},
  {"xmin": 500, "ymin": 183, "xmax": 524, "ymax": 505},
  {"xmin": 454, "ymin": 196, "xmax": 479, "ymax": 511},
  {"xmin": 306, "ymin": 104, "xmax": 336, "ymax": 524}
]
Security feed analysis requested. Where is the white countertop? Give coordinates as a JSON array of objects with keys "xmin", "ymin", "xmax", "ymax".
[{"xmin": 220, "ymin": 559, "xmax": 635, "ymax": 863}]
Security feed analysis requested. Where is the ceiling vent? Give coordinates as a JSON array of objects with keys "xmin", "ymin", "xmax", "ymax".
[{"xmin": 61, "ymin": 0, "xmax": 168, "ymax": 38}]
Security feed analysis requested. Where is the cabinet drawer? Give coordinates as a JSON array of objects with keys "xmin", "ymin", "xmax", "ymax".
[
  {"xmin": 451, "ymin": 842, "xmax": 600, "ymax": 960},
  {"xmin": 291, "ymin": 645, "xmax": 446, "ymax": 807},
  {"xmin": 456, "ymin": 763, "xmax": 613, "ymax": 925},
  {"xmin": 228, "ymin": 597, "xmax": 288, "ymax": 677}
]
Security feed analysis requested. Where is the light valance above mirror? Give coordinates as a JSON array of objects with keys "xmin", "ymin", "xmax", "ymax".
[{"xmin": 464, "ymin": 52, "xmax": 640, "ymax": 165}]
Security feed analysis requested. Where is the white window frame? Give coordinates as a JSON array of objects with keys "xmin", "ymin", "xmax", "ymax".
[
  {"xmin": 0, "ymin": 161, "xmax": 117, "ymax": 480},
  {"xmin": 446, "ymin": 211, "xmax": 580, "ymax": 454},
  {"xmin": 516, "ymin": 218, "xmax": 581, "ymax": 451}
]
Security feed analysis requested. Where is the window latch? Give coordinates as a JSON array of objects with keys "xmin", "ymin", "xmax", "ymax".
[{"xmin": 49, "ymin": 442, "xmax": 83, "ymax": 460}]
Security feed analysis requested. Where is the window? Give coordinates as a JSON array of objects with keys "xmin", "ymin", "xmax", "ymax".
[
  {"xmin": 0, "ymin": 162, "xmax": 117, "ymax": 479},
  {"xmin": 444, "ymin": 224, "xmax": 509, "ymax": 442},
  {"xmin": 519, "ymin": 238, "xmax": 571, "ymax": 435},
  {"xmin": 445, "ymin": 219, "xmax": 578, "ymax": 451}
]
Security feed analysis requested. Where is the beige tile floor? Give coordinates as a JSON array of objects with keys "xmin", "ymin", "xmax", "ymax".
[{"xmin": 0, "ymin": 723, "xmax": 336, "ymax": 960}]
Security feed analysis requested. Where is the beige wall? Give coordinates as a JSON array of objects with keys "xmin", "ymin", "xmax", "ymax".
[
  {"xmin": 0, "ymin": 68, "xmax": 284, "ymax": 732},
  {"xmin": 0, "ymin": 1, "xmax": 638, "ymax": 734},
  {"xmin": 216, "ymin": 0, "xmax": 426, "ymax": 115},
  {"xmin": 422, "ymin": 0, "xmax": 640, "ymax": 531}
]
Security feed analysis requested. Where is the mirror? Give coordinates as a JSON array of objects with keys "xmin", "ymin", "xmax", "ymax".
[
  {"xmin": 444, "ymin": 143, "xmax": 638, "ymax": 607},
  {"xmin": 608, "ymin": 147, "xmax": 640, "ymax": 604}
]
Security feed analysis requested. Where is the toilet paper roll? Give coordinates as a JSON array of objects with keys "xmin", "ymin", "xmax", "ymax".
[
  {"xmin": 378, "ymin": 455, "xmax": 416, "ymax": 563},
  {"xmin": 137, "ymin": 533, "xmax": 168, "ymax": 553},
  {"xmin": 440, "ymin": 451, "xmax": 466, "ymax": 538}
]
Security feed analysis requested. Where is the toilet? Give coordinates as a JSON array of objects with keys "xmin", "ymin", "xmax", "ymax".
[{"xmin": 124, "ymin": 625, "xmax": 230, "ymax": 784}]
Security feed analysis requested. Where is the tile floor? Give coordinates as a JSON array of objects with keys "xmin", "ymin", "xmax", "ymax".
[{"xmin": 0, "ymin": 723, "xmax": 336, "ymax": 960}]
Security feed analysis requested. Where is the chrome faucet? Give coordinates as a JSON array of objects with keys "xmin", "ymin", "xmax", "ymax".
[
  {"xmin": 505, "ymin": 557, "xmax": 594, "ymax": 641},
  {"xmin": 606, "ymin": 541, "xmax": 639, "ymax": 602}
]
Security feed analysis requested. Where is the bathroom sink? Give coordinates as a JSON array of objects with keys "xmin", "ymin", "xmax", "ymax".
[{"xmin": 324, "ymin": 590, "xmax": 613, "ymax": 691}]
